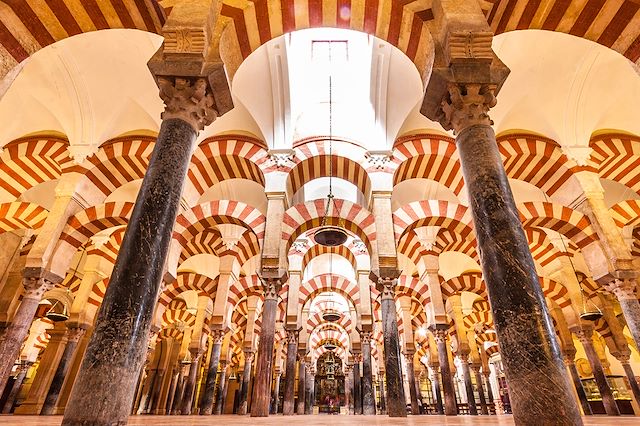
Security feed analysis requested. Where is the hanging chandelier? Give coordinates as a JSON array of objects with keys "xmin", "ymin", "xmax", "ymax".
[
  {"xmin": 45, "ymin": 299, "xmax": 69, "ymax": 322},
  {"xmin": 323, "ymin": 341, "xmax": 337, "ymax": 351},
  {"xmin": 314, "ymin": 42, "xmax": 348, "ymax": 248}
]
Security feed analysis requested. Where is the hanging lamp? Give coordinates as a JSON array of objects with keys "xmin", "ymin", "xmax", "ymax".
[
  {"xmin": 323, "ymin": 341, "xmax": 337, "ymax": 351},
  {"xmin": 45, "ymin": 299, "xmax": 69, "ymax": 322},
  {"xmin": 321, "ymin": 254, "xmax": 342, "ymax": 322},
  {"xmin": 314, "ymin": 42, "xmax": 348, "ymax": 247}
]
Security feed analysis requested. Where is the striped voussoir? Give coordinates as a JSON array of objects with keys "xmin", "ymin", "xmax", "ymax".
[
  {"xmin": 518, "ymin": 201, "xmax": 597, "ymax": 248},
  {"xmin": 158, "ymin": 272, "xmax": 218, "ymax": 307},
  {"xmin": 395, "ymin": 275, "xmax": 431, "ymax": 306},
  {"xmin": 539, "ymin": 276, "xmax": 572, "ymax": 309},
  {"xmin": 300, "ymin": 243, "xmax": 358, "ymax": 274},
  {"xmin": 441, "ymin": 271, "xmax": 487, "ymax": 299},
  {"xmin": 59, "ymin": 201, "xmax": 134, "ymax": 249},
  {"xmin": 393, "ymin": 199, "xmax": 473, "ymax": 241},
  {"xmin": 525, "ymin": 228, "xmax": 567, "ymax": 268},
  {"xmin": 307, "ymin": 311, "xmax": 353, "ymax": 334},
  {"xmin": 0, "ymin": 201, "xmax": 48, "ymax": 233},
  {"xmin": 591, "ymin": 133, "xmax": 640, "ymax": 193},
  {"xmin": 298, "ymin": 273, "xmax": 360, "ymax": 308}
]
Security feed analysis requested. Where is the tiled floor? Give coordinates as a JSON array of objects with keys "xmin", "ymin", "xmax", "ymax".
[{"xmin": 0, "ymin": 415, "xmax": 637, "ymax": 425}]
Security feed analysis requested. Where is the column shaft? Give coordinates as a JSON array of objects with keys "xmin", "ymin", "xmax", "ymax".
[
  {"xmin": 344, "ymin": 365, "xmax": 353, "ymax": 414},
  {"xmin": 484, "ymin": 373, "xmax": 494, "ymax": 414},
  {"xmin": 380, "ymin": 280, "xmax": 407, "ymax": 417},
  {"xmin": 456, "ymin": 123, "xmax": 582, "ymax": 424},
  {"xmin": 474, "ymin": 369, "xmax": 488, "ymax": 415},
  {"xmin": 430, "ymin": 367, "xmax": 444, "ymax": 415},
  {"xmin": 165, "ymin": 371, "xmax": 179, "ymax": 415},
  {"xmin": 214, "ymin": 364, "xmax": 228, "ymax": 414},
  {"xmin": 378, "ymin": 373, "xmax": 386, "ymax": 414},
  {"xmin": 41, "ymin": 327, "xmax": 85, "ymax": 414},
  {"xmin": 352, "ymin": 359, "xmax": 362, "ymax": 414},
  {"xmin": 578, "ymin": 330, "xmax": 619, "ymax": 416},
  {"xmin": 171, "ymin": 373, "xmax": 186, "ymax": 415},
  {"xmin": 181, "ymin": 353, "xmax": 201, "ymax": 415},
  {"xmin": 405, "ymin": 355, "xmax": 420, "ymax": 415},
  {"xmin": 62, "ymin": 117, "xmax": 200, "ymax": 425},
  {"xmin": 282, "ymin": 334, "xmax": 297, "ymax": 415},
  {"xmin": 304, "ymin": 367, "xmax": 314, "ymax": 414},
  {"xmin": 434, "ymin": 331, "xmax": 456, "ymax": 415},
  {"xmin": 621, "ymin": 362, "xmax": 640, "ymax": 411},
  {"xmin": 296, "ymin": 360, "xmax": 305, "ymax": 415},
  {"xmin": 250, "ymin": 281, "xmax": 278, "ymax": 417},
  {"xmin": 238, "ymin": 351, "xmax": 253, "ymax": 415},
  {"xmin": 460, "ymin": 357, "xmax": 477, "ymax": 415},
  {"xmin": 271, "ymin": 374, "xmax": 280, "ymax": 414},
  {"xmin": 200, "ymin": 338, "xmax": 223, "ymax": 415},
  {"xmin": 1, "ymin": 362, "xmax": 31, "ymax": 413},
  {"xmin": 361, "ymin": 339, "xmax": 376, "ymax": 415},
  {"xmin": 566, "ymin": 360, "xmax": 592, "ymax": 415}
]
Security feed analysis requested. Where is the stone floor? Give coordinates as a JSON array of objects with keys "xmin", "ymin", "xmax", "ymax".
[{"xmin": 0, "ymin": 415, "xmax": 637, "ymax": 425}]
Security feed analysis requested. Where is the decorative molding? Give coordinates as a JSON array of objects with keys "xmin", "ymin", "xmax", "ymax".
[
  {"xmin": 440, "ymin": 83, "xmax": 496, "ymax": 133},
  {"xmin": 164, "ymin": 28, "xmax": 207, "ymax": 55},
  {"xmin": 445, "ymin": 31, "xmax": 494, "ymax": 64},
  {"xmin": 157, "ymin": 77, "xmax": 217, "ymax": 132},
  {"xmin": 365, "ymin": 151, "xmax": 393, "ymax": 170},
  {"xmin": 268, "ymin": 149, "xmax": 296, "ymax": 169}
]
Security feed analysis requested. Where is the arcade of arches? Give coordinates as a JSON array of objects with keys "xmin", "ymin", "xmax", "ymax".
[{"xmin": 1, "ymin": 1, "xmax": 640, "ymax": 425}]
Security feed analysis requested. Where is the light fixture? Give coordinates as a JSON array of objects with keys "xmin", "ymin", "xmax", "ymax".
[
  {"xmin": 45, "ymin": 299, "xmax": 69, "ymax": 322},
  {"xmin": 322, "ymin": 299, "xmax": 342, "ymax": 322},
  {"xmin": 314, "ymin": 42, "xmax": 348, "ymax": 248},
  {"xmin": 324, "ymin": 341, "xmax": 337, "ymax": 351}
]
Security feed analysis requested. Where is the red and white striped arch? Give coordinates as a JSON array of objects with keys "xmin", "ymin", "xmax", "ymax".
[
  {"xmin": 300, "ymin": 243, "xmax": 358, "ymax": 274},
  {"xmin": 392, "ymin": 134, "xmax": 464, "ymax": 194},
  {"xmin": 472, "ymin": 298, "xmax": 491, "ymax": 312},
  {"xmin": 0, "ymin": 136, "xmax": 72, "ymax": 199},
  {"xmin": 87, "ymin": 277, "xmax": 109, "ymax": 308},
  {"xmin": 285, "ymin": 154, "xmax": 372, "ymax": 202},
  {"xmin": 463, "ymin": 310, "xmax": 494, "ymax": 331},
  {"xmin": 220, "ymin": 0, "xmax": 433, "ymax": 74},
  {"xmin": 88, "ymin": 227, "xmax": 126, "ymax": 264},
  {"xmin": 487, "ymin": 0, "xmax": 640, "ymax": 64},
  {"xmin": 395, "ymin": 275, "xmax": 431, "ymax": 307},
  {"xmin": 591, "ymin": 133, "xmax": 640, "ymax": 193},
  {"xmin": 173, "ymin": 200, "xmax": 266, "ymax": 247},
  {"xmin": 498, "ymin": 133, "xmax": 587, "ymax": 197},
  {"xmin": 518, "ymin": 201, "xmax": 597, "ymax": 248},
  {"xmin": 158, "ymin": 272, "xmax": 217, "ymax": 307},
  {"xmin": 610, "ymin": 199, "xmax": 640, "ymax": 228},
  {"xmin": 157, "ymin": 328, "xmax": 184, "ymax": 341},
  {"xmin": 187, "ymin": 135, "xmax": 267, "ymax": 197},
  {"xmin": 282, "ymin": 199, "xmax": 376, "ymax": 253},
  {"xmin": 299, "ymin": 273, "xmax": 360, "ymax": 310},
  {"xmin": 524, "ymin": 227, "xmax": 567, "ymax": 267},
  {"xmin": 58, "ymin": 202, "xmax": 134, "ymax": 249},
  {"xmin": 539, "ymin": 276, "xmax": 572, "ymax": 309},
  {"xmin": 393, "ymin": 200, "xmax": 473, "ymax": 241},
  {"xmin": 441, "ymin": 271, "xmax": 487, "ymax": 299},
  {"xmin": 0, "ymin": 201, "xmax": 48, "ymax": 233},
  {"xmin": 306, "ymin": 311, "xmax": 354, "ymax": 335}
]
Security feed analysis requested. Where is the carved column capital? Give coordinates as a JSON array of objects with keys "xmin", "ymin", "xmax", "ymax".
[
  {"xmin": 458, "ymin": 351, "xmax": 470, "ymax": 363},
  {"xmin": 285, "ymin": 328, "xmax": 299, "ymax": 345},
  {"xmin": 22, "ymin": 276, "xmax": 55, "ymax": 298},
  {"xmin": 66, "ymin": 326, "xmax": 86, "ymax": 344},
  {"xmin": 352, "ymin": 352, "xmax": 363, "ymax": 363},
  {"xmin": 573, "ymin": 327, "xmax": 594, "ymax": 344},
  {"xmin": 378, "ymin": 278, "xmax": 397, "ymax": 301},
  {"xmin": 359, "ymin": 330, "xmax": 372, "ymax": 345},
  {"xmin": 211, "ymin": 329, "xmax": 226, "ymax": 344},
  {"xmin": 440, "ymin": 83, "xmax": 496, "ymax": 134},
  {"xmin": 432, "ymin": 328, "xmax": 449, "ymax": 344},
  {"xmin": 243, "ymin": 349, "xmax": 255, "ymax": 363},
  {"xmin": 259, "ymin": 276, "xmax": 282, "ymax": 301},
  {"xmin": 344, "ymin": 363, "xmax": 354, "ymax": 374},
  {"xmin": 157, "ymin": 76, "xmax": 217, "ymax": 132},
  {"xmin": 561, "ymin": 348, "xmax": 577, "ymax": 366},
  {"xmin": 605, "ymin": 278, "xmax": 638, "ymax": 301}
]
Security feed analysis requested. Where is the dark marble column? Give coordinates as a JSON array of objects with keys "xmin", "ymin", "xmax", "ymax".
[
  {"xmin": 41, "ymin": 326, "xmax": 86, "ymax": 415},
  {"xmin": 282, "ymin": 329, "xmax": 298, "ymax": 415},
  {"xmin": 238, "ymin": 350, "xmax": 254, "ymax": 415},
  {"xmin": 459, "ymin": 353, "xmax": 477, "ymax": 415},
  {"xmin": 271, "ymin": 373, "xmax": 281, "ymax": 414},
  {"xmin": 181, "ymin": 350, "xmax": 203, "ymax": 415},
  {"xmin": 200, "ymin": 330, "xmax": 225, "ymax": 415},
  {"xmin": 296, "ymin": 357, "xmax": 305, "ymax": 415},
  {"xmin": 360, "ymin": 332, "xmax": 376, "ymax": 415},
  {"xmin": 352, "ymin": 353, "xmax": 362, "ymax": 414},
  {"xmin": 379, "ymin": 278, "xmax": 407, "ymax": 417},
  {"xmin": 165, "ymin": 370, "xmax": 179, "ymax": 415},
  {"xmin": 575, "ymin": 328, "xmax": 619, "ymax": 415},
  {"xmin": 620, "ymin": 359, "xmax": 640, "ymax": 410},
  {"xmin": 214, "ymin": 361, "xmax": 228, "ymax": 414},
  {"xmin": 472, "ymin": 365, "xmax": 488, "ymax": 415},
  {"xmin": 432, "ymin": 329, "xmax": 456, "ymax": 415},
  {"xmin": 483, "ymin": 372, "xmax": 494, "ymax": 415},
  {"xmin": 62, "ymin": 76, "xmax": 219, "ymax": 426},
  {"xmin": 429, "ymin": 364, "xmax": 444, "ymax": 415},
  {"xmin": 344, "ymin": 364, "xmax": 353, "ymax": 414},
  {"xmin": 250, "ymin": 278, "xmax": 280, "ymax": 417},
  {"xmin": 1, "ymin": 361, "xmax": 32, "ymax": 413},
  {"xmin": 447, "ymin": 88, "xmax": 582, "ymax": 424},
  {"xmin": 171, "ymin": 366, "xmax": 188, "ymax": 415},
  {"xmin": 563, "ymin": 354, "xmax": 592, "ymax": 415},
  {"xmin": 404, "ymin": 352, "xmax": 420, "ymax": 415},
  {"xmin": 0, "ymin": 275, "xmax": 54, "ymax": 395},
  {"xmin": 378, "ymin": 372, "xmax": 386, "ymax": 414},
  {"xmin": 304, "ymin": 365, "xmax": 314, "ymax": 414}
]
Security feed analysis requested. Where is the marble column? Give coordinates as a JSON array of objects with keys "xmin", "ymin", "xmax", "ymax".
[
  {"xmin": 296, "ymin": 358, "xmax": 306, "ymax": 415},
  {"xmin": 271, "ymin": 372, "xmax": 281, "ymax": 414},
  {"xmin": 619, "ymin": 358, "xmax": 640, "ymax": 411},
  {"xmin": 165, "ymin": 371, "xmax": 179, "ymax": 415},
  {"xmin": 344, "ymin": 364, "xmax": 353, "ymax": 414},
  {"xmin": 404, "ymin": 352, "xmax": 420, "ymax": 415},
  {"xmin": 238, "ymin": 350, "xmax": 253, "ymax": 415},
  {"xmin": 0, "ymin": 275, "xmax": 55, "ymax": 395},
  {"xmin": 250, "ymin": 278, "xmax": 280, "ymax": 417},
  {"xmin": 282, "ymin": 329, "xmax": 298, "ymax": 415},
  {"xmin": 606, "ymin": 279, "xmax": 640, "ymax": 353},
  {"xmin": 62, "ymin": 77, "xmax": 219, "ymax": 426},
  {"xmin": 459, "ymin": 353, "xmax": 477, "ymax": 415},
  {"xmin": 41, "ymin": 326, "xmax": 86, "ymax": 415},
  {"xmin": 445, "ymin": 83, "xmax": 581, "ymax": 424},
  {"xmin": 181, "ymin": 350, "xmax": 203, "ymax": 415},
  {"xmin": 378, "ymin": 372, "xmax": 386, "ymax": 414},
  {"xmin": 575, "ymin": 327, "xmax": 619, "ymax": 415},
  {"xmin": 304, "ymin": 365, "xmax": 314, "ymax": 414},
  {"xmin": 1, "ymin": 361, "xmax": 32, "ymax": 413},
  {"xmin": 429, "ymin": 364, "xmax": 444, "ymax": 415},
  {"xmin": 472, "ymin": 365, "xmax": 488, "ymax": 415},
  {"xmin": 433, "ymin": 329, "xmax": 456, "ymax": 415},
  {"xmin": 352, "ymin": 353, "xmax": 362, "ymax": 414},
  {"xmin": 200, "ymin": 330, "xmax": 225, "ymax": 415},
  {"xmin": 214, "ymin": 361, "xmax": 228, "ymax": 415},
  {"xmin": 379, "ymin": 278, "xmax": 407, "ymax": 417},
  {"xmin": 361, "ymin": 332, "xmax": 376, "ymax": 415},
  {"xmin": 484, "ymin": 372, "xmax": 494, "ymax": 414},
  {"xmin": 171, "ymin": 365, "xmax": 188, "ymax": 415},
  {"xmin": 563, "ymin": 353, "xmax": 592, "ymax": 415}
]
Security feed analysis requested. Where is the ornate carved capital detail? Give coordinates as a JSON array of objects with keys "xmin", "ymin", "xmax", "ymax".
[
  {"xmin": 379, "ymin": 278, "xmax": 397, "ymax": 301},
  {"xmin": 440, "ymin": 83, "xmax": 496, "ymax": 134},
  {"xmin": 404, "ymin": 352, "xmax": 415, "ymax": 363},
  {"xmin": 243, "ymin": 350, "xmax": 255, "ymax": 363},
  {"xmin": 364, "ymin": 151, "xmax": 393, "ymax": 170},
  {"xmin": 352, "ymin": 352, "xmax": 363, "ymax": 363},
  {"xmin": 211, "ymin": 329, "xmax": 226, "ymax": 344},
  {"xmin": 344, "ymin": 363, "xmax": 353, "ymax": 373},
  {"xmin": 261, "ymin": 278, "xmax": 280, "ymax": 301},
  {"xmin": 561, "ymin": 348, "xmax": 577, "ymax": 366},
  {"xmin": 22, "ymin": 277, "xmax": 54, "ymax": 298},
  {"xmin": 359, "ymin": 330, "xmax": 372, "ymax": 345},
  {"xmin": 285, "ymin": 329, "xmax": 299, "ymax": 345},
  {"xmin": 164, "ymin": 28, "xmax": 207, "ymax": 56},
  {"xmin": 574, "ymin": 327, "xmax": 594, "ymax": 344},
  {"xmin": 445, "ymin": 31, "xmax": 494, "ymax": 64},
  {"xmin": 268, "ymin": 149, "xmax": 296, "ymax": 169},
  {"xmin": 605, "ymin": 278, "xmax": 638, "ymax": 301},
  {"xmin": 66, "ymin": 327, "xmax": 86, "ymax": 344},
  {"xmin": 458, "ymin": 352, "xmax": 469, "ymax": 363},
  {"xmin": 432, "ymin": 328, "xmax": 448, "ymax": 344},
  {"xmin": 157, "ymin": 76, "xmax": 217, "ymax": 132}
]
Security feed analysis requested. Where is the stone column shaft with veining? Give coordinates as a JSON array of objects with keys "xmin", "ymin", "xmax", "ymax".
[
  {"xmin": 429, "ymin": 364, "xmax": 444, "ymax": 415},
  {"xmin": 405, "ymin": 353, "xmax": 420, "ymax": 415},
  {"xmin": 361, "ymin": 332, "xmax": 376, "ymax": 415},
  {"xmin": 473, "ymin": 366, "xmax": 488, "ymax": 415},
  {"xmin": 1, "ymin": 361, "xmax": 32, "ymax": 413},
  {"xmin": 180, "ymin": 351, "xmax": 202, "ymax": 415},
  {"xmin": 459, "ymin": 354, "xmax": 477, "ymax": 415},
  {"xmin": 352, "ymin": 354, "xmax": 362, "ymax": 414},
  {"xmin": 296, "ymin": 358, "xmax": 305, "ymax": 415},
  {"xmin": 238, "ymin": 350, "xmax": 254, "ymax": 415},
  {"xmin": 433, "ymin": 329, "xmax": 456, "ymax": 415},
  {"xmin": 62, "ymin": 76, "xmax": 217, "ymax": 426},
  {"xmin": 483, "ymin": 372, "xmax": 494, "ymax": 414},
  {"xmin": 200, "ymin": 330, "xmax": 225, "ymax": 415},
  {"xmin": 563, "ymin": 354, "xmax": 592, "ymax": 416},
  {"xmin": 283, "ymin": 329, "xmax": 298, "ymax": 415},
  {"xmin": 214, "ymin": 361, "xmax": 228, "ymax": 414}
]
